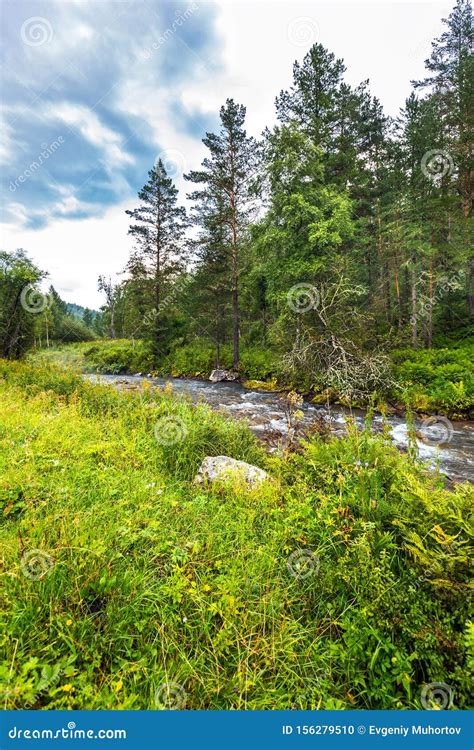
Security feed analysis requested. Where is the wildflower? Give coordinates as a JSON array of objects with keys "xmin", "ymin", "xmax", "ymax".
[
  {"xmin": 66, "ymin": 619, "xmax": 72, "ymax": 626},
  {"xmin": 182, "ymin": 616, "xmax": 188, "ymax": 623}
]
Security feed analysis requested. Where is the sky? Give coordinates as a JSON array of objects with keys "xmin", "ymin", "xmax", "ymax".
[{"xmin": 1, "ymin": 0, "xmax": 453, "ymax": 309}]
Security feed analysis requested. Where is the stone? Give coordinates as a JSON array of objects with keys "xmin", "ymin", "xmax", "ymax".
[
  {"xmin": 209, "ymin": 369, "xmax": 239, "ymax": 382},
  {"xmin": 194, "ymin": 456, "xmax": 271, "ymax": 488}
]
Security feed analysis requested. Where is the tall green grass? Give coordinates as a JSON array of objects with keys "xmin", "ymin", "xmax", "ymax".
[{"xmin": 0, "ymin": 360, "xmax": 472, "ymax": 709}]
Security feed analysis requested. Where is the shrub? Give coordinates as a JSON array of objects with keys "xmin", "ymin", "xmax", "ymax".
[{"xmin": 392, "ymin": 345, "xmax": 474, "ymax": 417}]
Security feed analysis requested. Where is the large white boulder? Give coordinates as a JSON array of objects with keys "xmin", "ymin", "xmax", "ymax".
[{"xmin": 194, "ymin": 456, "xmax": 271, "ymax": 488}]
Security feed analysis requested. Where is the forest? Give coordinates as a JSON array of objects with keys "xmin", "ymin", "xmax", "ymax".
[
  {"xmin": 1, "ymin": 0, "xmax": 472, "ymax": 417},
  {"xmin": 0, "ymin": 0, "xmax": 472, "ymax": 715}
]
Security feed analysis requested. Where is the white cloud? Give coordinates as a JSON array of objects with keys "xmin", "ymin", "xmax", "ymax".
[
  {"xmin": 45, "ymin": 102, "xmax": 134, "ymax": 166},
  {"xmin": 113, "ymin": 78, "xmax": 210, "ymax": 194},
  {"xmin": 1, "ymin": 201, "xmax": 133, "ymax": 308}
]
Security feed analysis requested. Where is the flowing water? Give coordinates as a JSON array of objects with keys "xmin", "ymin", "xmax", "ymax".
[{"xmin": 88, "ymin": 373, "xmax": 474, "ymax": 484}]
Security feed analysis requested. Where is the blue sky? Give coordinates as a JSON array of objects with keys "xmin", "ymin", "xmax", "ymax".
[
  {"xmin": 2, "ymin": 0, "xmax": 220, "ymax": 229},
  {"xmin": 1, "ymin": 0, "xmax": 452, "ymax": 306}
]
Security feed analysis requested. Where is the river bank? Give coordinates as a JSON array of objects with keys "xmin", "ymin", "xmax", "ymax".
[
  {"xmin": 29, "ymin": 339, "xmax": 474, "ymax": 421},
  {"xmin": 87, "ymin": 372, "xmax": 474, "ymax": 485}
]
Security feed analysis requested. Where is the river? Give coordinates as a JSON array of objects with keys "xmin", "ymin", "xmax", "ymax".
[{"xmin": 88, "ymin": 373, "xmax": 474, "ymax": 484}]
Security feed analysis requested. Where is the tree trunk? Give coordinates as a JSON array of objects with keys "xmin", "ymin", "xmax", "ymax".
[
  {"xmin": 427, "ymin": 257, "xmax": 433, "ymax": 348},
  {"xmin": 232, "ymin": 274, "xmax": 239, "ymax": 369},
  {"xmin": 384, "ymin": 264, "xmax": 392, "ymax": 325},
  {"xmin": 411, "ymin": 264, "xmax": 418, "ymax": 348},
  {"xmin": 109, "ymin": 304, "xmax": 116, "ymax": 340},
  {"xmin": 394, "ymin": 268, "xmax": 402, "ymax": 329},
  {"xmin": 466, "ymin": 255, "xmax": 474, "ymax": 317},
  {"xmin": 230, "ymin": 195, "xmax": 240, "ymax": 369}
]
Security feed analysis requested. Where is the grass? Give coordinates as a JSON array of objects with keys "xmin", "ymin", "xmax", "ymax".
[
  {"xmin": 32, "ymin": 340, "xmax": 281, "ymax": 383},
  {"xmin": 30, "ymin": 338, "xmax": 474, "ymax": 418},
  {"xmin": 0, "ymin": 359, "xmax": 472, "ymax": 710}
]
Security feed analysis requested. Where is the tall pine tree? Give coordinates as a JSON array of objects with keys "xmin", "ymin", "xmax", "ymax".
[
  {"xmin": 185, "ymin": 99, "xmax": 260, "ymax": 368},
  {"xmin": 126, "ymin": 160, "xmax": 188, "ymax": 355}
]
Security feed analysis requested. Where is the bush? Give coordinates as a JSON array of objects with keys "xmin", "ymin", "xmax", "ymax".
[
  {"xmin": 82, "ymin": 340, "xmax": 156, "ymax": 374},
  {"xmin": 392, "ymin": 345, "xmax": 474, "ymax": 418}
]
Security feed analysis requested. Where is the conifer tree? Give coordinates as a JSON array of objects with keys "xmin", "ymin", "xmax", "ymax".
[
  {"xmin": 126, "ymin": 160, "xmax": 188, "ymax": 354},
  {"xmin": 185, "ymin": 99, "xmax": 260, "ymax": 368}
]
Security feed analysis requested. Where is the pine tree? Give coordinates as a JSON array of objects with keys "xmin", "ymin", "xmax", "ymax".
[
  {"xmin": 126, "ymin": 160, "xmax": 188, "ymax": 355},
  {"xmin": 414, "ymin": 0, "xmax": 473, "ymax": 315},
  {"xmin": 185, "ymin": 99, "xmax": 260, "ymax": 368}
]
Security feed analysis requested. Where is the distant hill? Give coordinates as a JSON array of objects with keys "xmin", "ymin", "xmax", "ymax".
[{"xmin": 66, "ymin": 303, "xmax": 100, "ymax": 320}]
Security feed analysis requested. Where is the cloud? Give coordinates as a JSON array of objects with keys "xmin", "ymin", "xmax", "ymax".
[
  {"xmin": 1, "ymin": 0, "xmax": 220, "ymax": 230},
  {"xmin": 1, "ymin": 200, "xmax": 133, "ymax": 308},
  {"xmin": 46, "ymin": 102, "xmax": 134, "ymax": 166}
]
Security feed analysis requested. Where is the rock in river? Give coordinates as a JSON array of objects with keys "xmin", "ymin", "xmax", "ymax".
[{"xmin": 209, "ymin": 369, "xmax": 239, "ymax": 382}]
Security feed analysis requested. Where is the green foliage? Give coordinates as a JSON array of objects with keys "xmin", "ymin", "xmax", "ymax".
[
  {"xmin": 82, "ymin": 340, "xmax": 156, "ymax": 374},
  {"xmin": 159, "ymin": 341, "xmax": 281, "ymax": 381},
  {"xmin": 0, "ymin": 249, "xmax": 45, "ymax": 358},
  {"xmin": 0, "ymin": 360, "xmax": 472, "ymax": 709},
  {"xmin": 392, "ymin": 344, "xmax": 474, "ymax": 417},
  {"xmin": 34, "ymin": 338, "xmax": 473, "ymax": 418},
  {"xmin": 160, "ymin": 341, "xmax": 220, "ymax": 377}
]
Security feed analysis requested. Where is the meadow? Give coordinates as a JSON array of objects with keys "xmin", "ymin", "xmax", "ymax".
[{"xmin": 0, "ymin": 359, "xmax": 472, "ymax": 710}]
